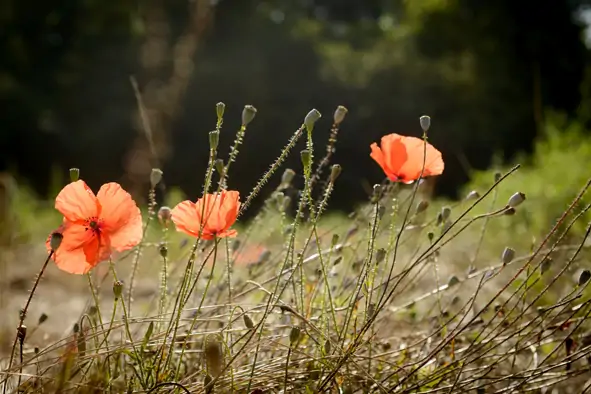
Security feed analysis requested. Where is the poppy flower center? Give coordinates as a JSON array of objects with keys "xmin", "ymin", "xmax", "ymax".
[{"xmin": 85, "ymin": 217, "xmax": 102, "ymax": 234}]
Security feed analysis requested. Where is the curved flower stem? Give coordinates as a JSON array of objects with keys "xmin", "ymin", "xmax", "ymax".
[{"xmin": 3, "ymin": 251, "xmax": 53, "ymax": 394}]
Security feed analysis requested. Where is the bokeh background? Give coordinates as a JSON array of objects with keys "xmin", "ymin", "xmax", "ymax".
[{"xmin": 2, "ymin": 0, "xmax": 591, "ymax": 213}]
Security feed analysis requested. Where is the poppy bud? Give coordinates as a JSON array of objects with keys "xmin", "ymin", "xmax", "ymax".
[
  {"xmin": 38, "ymin": 313, "xmax": 48, "ymax": 325},
  {"xmin": 241, "ymin": 105, "xmax": 257, "ymax": 126},
  {"xmin": 150, "ymin": 168, "xmax": 163, "ymax": 188},
  {"xmin": 330, "ymin": 164, "xmax": 342, "ymax": 183},
  {"xmin": 579, "ymin": 270, "xmax": 591, "ymax": 286},
  {"xmin": 441, "ymin": 206, "xmax": 451, "ymax": 221},
  {"xmin": 243, "ymin": 313, "xmax": 254, "ymax": 330},
  {"xmin": 427, "ymin": 231, "xmax": 434, "ymax": 242},
  {"xmin": 289, "ymin": 326, "xmax": 301, "ymax": 345},
  {"xmin": 540, "ymin": 257, "xmax": 551, "ymax": 274},
  {"xmin": 419, "ymin": 115, "xmax": 431, "ymax": 132},
  {"xmin": 158, "ymin": 206, "xmax": 172, "ymax": 223},
  {"xmin": 504, "ymin": 207, "xmax": 516, "ymax": 216},
  {"xmin": 216, "ymin": 102, "xmax": 225, "ymax": 119},
  {"xmin": 331, "ymin": 234, "xmax": 339, "ymax": 246},
  {"xmin": 375, "ymin": 248, "xmax": 386, "ymax": 264},
  {"xmin": 416, "ymin": 200, "xmax": 429, "ymax": 214},
  {"xmin": 50, "ymin": 232, "xmax": 63, "ymax": 251},
  {"xmin": 448, "ymin": 275, "xmax": 460, "ymax": 287},
  {"xmin": 215, "ymin": 159, "xmax": 225, "ymax": 176},
  {"xmin": 231, "ymin": 239, "xmax": 241, "ymax": 252},
  {"xmin": 324, "ymin": 339, "xmax": 331, "ymax": 354},
  {"xmin": 494, "ymin": 172, "xmax": 502, "ymax": 182},
  {"xmin": 281, "ymin": 169, "xmax": 295, "ymax": 186},
  {"xmin": 507, "ymin": 192, "xmax": 526, "ymax": 208},
  {"xmin": 333, "ymin": 105, "xmax": 348, "ymax": 125},
  {"xmin": 209, "ymin": 130, "xmax": 219, "ymax": 151},
  {"xmin": 501, "ymin": 247, "xmax": 515, "ymax": 265},
  {"xmin": 69, "ymin": 168, "xmax": 80, "ymax": 182},
  {"xmin": 17, "ymin": 325, "xmax": 27, "ymax": 342},
  {"xmin": 465, "ymin": 190, "xmax": 480, "ymax": 201},
  {"xmin": 304, "ymin": 109, "xmax": 322, "ymax": 132},
  {"xmin": 300, "ymin": 150, "xmax": 311, "ymax": 169},
  {"xmin": 113, "ymin": 280, "xmax": 123, "ymax": 300},
  {"xmin": 159, "ymin": 243, "xmax": 168, "ymax": 258}
]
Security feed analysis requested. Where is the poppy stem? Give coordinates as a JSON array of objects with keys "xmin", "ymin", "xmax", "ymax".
[{"xmin": 4, "ymin": 251, "xmax": 53, "ymax": 394}]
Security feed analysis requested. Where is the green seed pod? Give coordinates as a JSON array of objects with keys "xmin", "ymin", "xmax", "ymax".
[
  {"xmin": 289, "ymin": 326, "xmax": 301, "ymax": 345},
  {"xmin": 241, "ymin": 105, "xmax": 257, "ymax": 126},
  {"xmin": 419, "ymin": 115, "xmax": 431, "ymax": 132},
  {"xmin": 150, "ymin": 168, "xmax": 163, "ymax": 188},
  {"xmin": 69, "ymin": 168, "xmax": 80, "ymax": 182},
  {"xmin": 333, "ymin": 105, "xmax": 348, "ymax": 125},
  {"xmin": 304, "ymin": 109, "xmax": 321, "ymax": 132},
  {"xmin": 209, "ymin": 130, "xmax": 220, "ymax": 151},
  {"xmin": 215, "ymin": 102, "xmax": 225, "ymax": 119}
]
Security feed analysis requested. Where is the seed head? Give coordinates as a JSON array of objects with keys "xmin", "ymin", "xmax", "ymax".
[
  {"xmin": 159, "ymin": 243, "xmax": 168, "ymax": 258},
  {"xmin": 50, "ymin": 232, "xmax": 63, "ymax": 251},
  {"xmin": 150, "ymin": 168, "xmax": 163, "ymax": 188},
  {"xmin": 304, "ymin": 109, "xmax": 322, "ymax": 132},
  {"xmin": 579, "ymin": 270, "xmax": 591, "ymax": 286},
  {"xmin": 441, "ymin": 206, "xmax": 451, "ymax": 221},
  {"xmin": 215, "ymin": 159, "xmax": 225, "ymax": 176},
  {"xmin": 465, "ymin": 190, "xmax": 480, "ymax": 201},
  {"xmin": 38, "ymin": 313, "xmax": 48, "ymax": 325},
  {"xmin": 241, "ymin": 105, "xmax": 257, "ymax": 126},
  {"xmin": 501, "ymin": 247, "xmax": 515, "ymax": 265},
  {"xmin": 330, "ymin": 164, "xmax": 342, "ymax": 183},
  {"xmin": 158, "ymin": 206, "xmax": 172, "ymax": 224},
  {"xmin": 243, "ymin": 313, "xmax": 254, "ymax": 330},
  {"xmin": 289, "ymin": 326, "xmax": 301, "ymax": 345},
  {"xmin": 507, "ymin": 192, "xmax": 526, "ymax": 208},
  {"xmin": 300, "ymin": 149, "xmax": 311, "ymax": 169},
  {"xmin": 333, "ymin": 105, "xmax": 348, "ymax": 125},
  {"xmin": 69, "ymin": 168, "xmax": 80, "ymax": 182},
  {"xmin": 281, "ymin": 168, "xmax": 295, "ymax": 187},
  {"xmin": 209, "ymin": 130, "xmax": 219, "ymax": 151},
  {"xmin": 113, "ymin": 281, "xmax": 123, "ymax": 300},
  {"xmin": 416, "ymin": 200, "xmax": 429, "ymax": 214},
  {"xmin": 419, "ymin": 115, "xmax": 431, "ymax": 132},
  {"xmin": 215, "ymin": 102, "xmax": 225, "ymax": 119}
]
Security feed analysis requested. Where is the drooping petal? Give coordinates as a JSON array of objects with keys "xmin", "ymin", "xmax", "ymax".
[
  {"xmin": 82, "ymin": 233, "xmax": 111, "ymax": 266},
  {"xmin": 171, "ymin": 200, "xmax": 203, "ymax": 237},
  {"xmin": 96, "ymin": 183, "xmax": 143, "ymax": 251},
  {"xmin": 46, "ymin": 222, "xmax": 96, "ymax": 274},
  {"xmin": 55, "ymin": 181, "xmax": 99, "ymax": 223},
  {"xmin": 397, "ymin": 136, "xmax": 444, "ymax": 181}
]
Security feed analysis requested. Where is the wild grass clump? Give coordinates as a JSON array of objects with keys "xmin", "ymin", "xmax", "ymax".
[{"xmin": 2, "ymin": 105, "xmax": 591, "ymax": 393}]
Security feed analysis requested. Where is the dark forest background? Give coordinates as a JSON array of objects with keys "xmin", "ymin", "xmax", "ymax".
[{"xmin": 3, "ymin": 0, "xmax": 591, "ymax": 214}]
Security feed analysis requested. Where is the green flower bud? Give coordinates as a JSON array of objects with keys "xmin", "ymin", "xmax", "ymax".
[
  {"xmin": 416, "ymin": 200, "xmax": 429, "ymax": 214},
  {"xmin": 507, "ymin": 192, "xmax": 526, "ymax": 208},
  {"xmin": 289, "ymin": 326, "xmax": 301, "ymax": 345},
  {"xmin": 215, "ymin": 159, "xmax": 225, "ymax": 176},
  {"xmin": 300, "ymin": 150, "xmax": 311, "ymax": 169},
  {"xmin": 113, "ymin": 281, "xmax": 123, "ymax": 300},
  {"xmin": 281, "ymin": 169, "xmax": 295, "ymax": 186},
  {"xmin": 501, "ymin": 247, "xmax": 515, "ymax": 265}
]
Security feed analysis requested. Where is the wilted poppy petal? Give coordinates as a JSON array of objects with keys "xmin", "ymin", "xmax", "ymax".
[
  {"xmin": 96, "ymin": 183, "xmax": 143, "ymax": 251},
  {"xmin": 55, "ymin": 181, "xmax": 99, "ymax": 222},
  {"xmin": 171, "ymin": 200, "xmax": 202, "ymax": 237}
]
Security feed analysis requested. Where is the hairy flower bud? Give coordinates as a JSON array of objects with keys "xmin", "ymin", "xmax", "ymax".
[
  {"xmin": 465, "ymin": 190, "xmax": 480, "ymax": 201},
  {"xmin": 416, "ymin": 200, "xmax": 429, "ymax": 214},
  {"xmin": 50, "ymin": 232, "xmax": 63, "ymax": 251},
  {"xmin": 158, "ymin": 206, "xmax": 172, "ymax": 224},
  {"xmin": 300, "ymin": 150, "xmax": 311, "ymax": 169},
  {"xmin": 215, "ymin": 159, "xmax": 225, "ymax": 176},
  {"xmin": 441, "ymin": 206, "xmax": 451, "ymax": 221}
]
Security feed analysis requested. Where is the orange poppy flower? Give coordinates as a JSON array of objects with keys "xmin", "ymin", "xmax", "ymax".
[
  {"xmin": 45, "ymin": 180, "xmax": 143, "ymax": 274},
  {"xmin": 171, "ymin": 190, "xmax": 240, "ymax": 240},
  {"xmin": 370, "ymin": 133, "xmax": 444, "ymax": 183}
]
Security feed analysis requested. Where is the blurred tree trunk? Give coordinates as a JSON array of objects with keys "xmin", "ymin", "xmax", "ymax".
[{"xmin": 124, "ymin": 0, "xmax": 214, "ymax": 200}]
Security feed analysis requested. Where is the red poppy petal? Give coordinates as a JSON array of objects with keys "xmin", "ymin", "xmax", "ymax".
[
  {"xmin": 171, "ymin": 200, "xmax": 202, "ymax": 237},
  {"xmin": 55, "ymin": 181, "xmax": 99, "ymax": 222}
]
